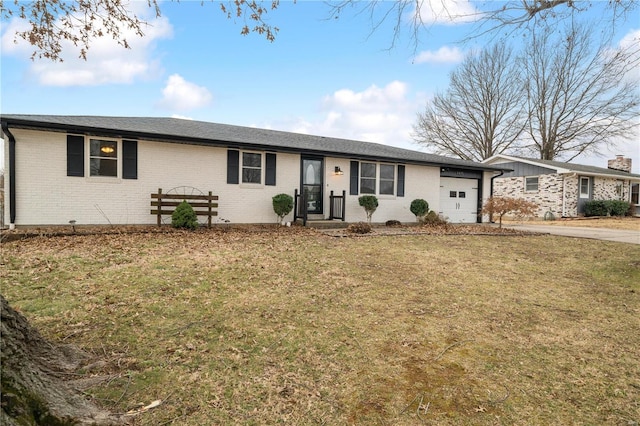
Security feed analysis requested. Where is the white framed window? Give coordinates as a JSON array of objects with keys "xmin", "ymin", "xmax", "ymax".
[
  {"xmin": 579, "ymin": 177, "xmax": 590, "ymax": 198},
  {"xmin": 89, "ymin": 138, "xmax": 118, "ymax": 177},
  {"xmin": 379, "ymin": 164, "xmax": 395, "ymax": 195},
  {"xmin": 241, "ymin": 152, "xmax": 262, "ymax": 184},
  {"xmin": 360, "ymin": 162, "xmax": 377, "ymax": 194},
  {"xmin": 359, "ymin": 162, "xmax": 396, "ymax": 196},
  {"xmin": 525, "ymin": 176, "xmax": 539, "ymax": 192}
]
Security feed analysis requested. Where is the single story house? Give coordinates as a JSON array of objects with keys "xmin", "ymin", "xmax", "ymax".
[
  {"xmin": 482, "ymin": 154, "xmax": 640, "ymax": 218},
  {"xmin": 1, "ymin": 114, "xmax": 509, "ymax": 228}
]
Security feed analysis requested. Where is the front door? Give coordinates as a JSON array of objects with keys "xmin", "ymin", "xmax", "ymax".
[
  {"xmin": 577, "ymin": 176, "xmax": 592, "ymax": 214},
  {"xmin": 302, "ymin": 157, "xmax": 323, "ymax": 214}
]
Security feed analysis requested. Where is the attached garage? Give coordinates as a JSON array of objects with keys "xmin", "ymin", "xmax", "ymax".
[{"xmin": 438, "ymin": 168, "xmax": 482, "ymax": 223}]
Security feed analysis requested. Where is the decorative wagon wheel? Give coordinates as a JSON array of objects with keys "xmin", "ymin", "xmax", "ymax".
[{"xmin": 162, "ymin": 186, "xmax": 206, "ymax": 225}]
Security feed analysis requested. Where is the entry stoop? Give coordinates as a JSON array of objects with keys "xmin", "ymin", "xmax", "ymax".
[{"xmin": 297, "ymin": 218, "xmax": 348, "ymax": 229}]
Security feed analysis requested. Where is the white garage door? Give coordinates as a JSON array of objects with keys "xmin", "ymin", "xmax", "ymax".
[{"xmin": 439, "ymin": 177, "xmax": 478, "ymax": 223}]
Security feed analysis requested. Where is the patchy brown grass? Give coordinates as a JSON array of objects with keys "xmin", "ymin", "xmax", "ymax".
[
  {"xmin": 1, "ymin": 228, "xmax": 639, "ymax": 425},
  {"xmin": 505, "ymin": 216, "xmax": 640, "ymax": 231}
]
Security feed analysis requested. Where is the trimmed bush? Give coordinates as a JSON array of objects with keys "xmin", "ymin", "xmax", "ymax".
[
  {"xmin": 410, "ymin": 199, "xmax": 429, "ymax": 221},
  {"xmin": 584, "ymin": 200, "xmax": 631, "ymax": 217},
  {"xmin": 272, "ymin": 193, "xmax": 294, "ymax": 223},
  {"xmin": 172, "ymin": 201, "xmax": 198, "ymax": 229},
  {"xmin": 609, "ymin": 200, "xmax": 631, "ymax": 216},
  {"xmin": 358, "ymin": 195, "xmax": 379, "ymax": 223},
  {"xmin": 385, "ymin": 220, "xmax": 401, "ymax": 227}
]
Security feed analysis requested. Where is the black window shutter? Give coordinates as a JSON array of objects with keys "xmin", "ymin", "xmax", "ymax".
[
  {"xmin": 397, "ymin": 165, "xmax": 405, "ymax": 197},
  {"xmin": 349, "ymin": 161, "xmax": 359, "ymax": 195},
  {"xmin": 265, "ymin": 153, "xmax": 276, "ymax": 186},
  {"xmin": 122, "ymin": 140, "xmax": 138, "ymax": 179},
  {"xmin": 227, "ymin": 150, "xmax": 239, "ymax": 184},
  {"xmin": 67, "ymin": 135, "xmax": 84, "ymax": 177}
]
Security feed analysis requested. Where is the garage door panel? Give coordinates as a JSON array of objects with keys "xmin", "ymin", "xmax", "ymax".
[{"xmin": 439, "ymin": 177, "xmax": 478, "ymax": 223}]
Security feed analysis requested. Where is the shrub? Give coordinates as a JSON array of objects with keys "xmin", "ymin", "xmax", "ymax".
[
  {"xmin": 347, "ymin": 222, "xmax": 372, "ymax": 234},
  {"xmin": 422, "ymin": 210, "xmax": 448, "ymax": 226},
  {"xmin": 358, "ymin": 195, "xmax": 379, "ymax": 224},
  {"xmin": 172, "ymin": 201, "xmax": 198, "ymax": 230},
  {"xmin": 385, "ymin": 220, "xmax": 401, "ymax": 227},
  {"xmin": 482, "ymin": 197, "xmax": 538, "ymax": 228},
  {"xmin": 410, "ymin": 199, "xmax": 429, "ymax": 221},
  {"xmin": 609, "ymin": 200, "xmax": 631, "ymax": 216},
  {"xmin": 272, "ymin": 193, "xmax": 294, "ymax": 223},
  {"xmin": 584, "ymin": 200, "xmax": 631, "ymax": 217}
]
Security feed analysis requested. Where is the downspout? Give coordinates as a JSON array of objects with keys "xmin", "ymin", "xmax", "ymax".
[
  {"xmin": 1, "ymin": 121, "xmax": 16, "ymax": 229},
  {"xmin": 489, "ymin": 171, "xmax": 504, "ymax": 223}
]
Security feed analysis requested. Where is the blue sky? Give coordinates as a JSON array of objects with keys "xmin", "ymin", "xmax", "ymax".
[{"xmin": 1, "ymin": 1, "xmax": 638, "ymax": 172}]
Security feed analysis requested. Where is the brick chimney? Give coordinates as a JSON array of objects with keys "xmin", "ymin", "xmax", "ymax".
[{"xmin": 608, "ymin": 155, "xmax": 632, "ymax": 173}]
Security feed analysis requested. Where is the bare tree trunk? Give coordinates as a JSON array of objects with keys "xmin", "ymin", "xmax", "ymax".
[{"xmin": 1, "ymin": 294, "xmax": 126, "ymax": 426}]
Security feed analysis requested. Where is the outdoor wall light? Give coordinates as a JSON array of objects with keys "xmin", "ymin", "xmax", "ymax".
[{"xmin": 334, "ymin": 166, "xmax": 344, "ymax": 176}]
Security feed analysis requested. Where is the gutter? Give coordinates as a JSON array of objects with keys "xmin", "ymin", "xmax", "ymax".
[
  {"xmin": 1, "ymin": 121, "xmax": 16, "ymax": 229},
  {"xmin": 488, "ymin": 170, "xmax": 505, "ymax": 223}
]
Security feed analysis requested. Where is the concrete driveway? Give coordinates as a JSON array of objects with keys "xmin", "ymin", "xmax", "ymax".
[{"xmin": 502, "ymin": 224, "xmax": 640, "ymax": 245}]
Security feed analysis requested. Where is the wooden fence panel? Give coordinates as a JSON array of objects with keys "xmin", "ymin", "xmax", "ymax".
[{"xmin": 151, "ymin": 188, "xmax": 218, "ymax": 227}]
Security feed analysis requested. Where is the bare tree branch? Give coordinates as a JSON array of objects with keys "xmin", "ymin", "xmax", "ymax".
[
  {"xmin": 0, "ymin": 0, "xmax": 284, "ymax": 61},
  {"xmin": 412, "ymin": 44, "xmax": 527, "ymax": 162},
  {"xmin": 521, "ymin": 23, "xmax": 640, "ymax": 160}
]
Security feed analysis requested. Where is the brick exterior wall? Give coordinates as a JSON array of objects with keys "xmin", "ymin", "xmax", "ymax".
[
  {"xmin": 493, "ymin": 172, "xmax": 632, "ymax": 218},
  {"xmin": 4, "ymin": 128, "xmax": 462, "ymax": 226}
]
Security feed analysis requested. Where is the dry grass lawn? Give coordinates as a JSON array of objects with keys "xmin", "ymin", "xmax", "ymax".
[{"xmin": 2, "ymin": 228, "xmax": 639, "ymax": 425}]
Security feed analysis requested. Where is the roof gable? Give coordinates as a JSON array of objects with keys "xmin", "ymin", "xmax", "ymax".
[{"xmin": 483, "ymin": 154, "xmax": 640, "ymax": 179}]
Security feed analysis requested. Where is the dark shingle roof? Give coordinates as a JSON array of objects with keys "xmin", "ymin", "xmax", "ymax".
[
  {"xmin": 0, "ymin": 114, "xmax": 508, "ymax": 171},
  {"xmin": 513, "ymin": 156, "xmax": 640, "ymax": 179}
]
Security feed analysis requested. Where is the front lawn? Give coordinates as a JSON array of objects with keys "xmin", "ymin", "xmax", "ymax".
[{"xmin": 2, "ymin": 228, "xmax": 639, "ymax": 425}]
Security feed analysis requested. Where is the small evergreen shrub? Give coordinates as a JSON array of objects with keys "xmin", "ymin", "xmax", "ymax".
[
  {"xmin": 410, "ymin": 199, "xmax": 429, "ymax": 220},
  {"xmin": 609, "ymin": 200, "xmax": 631, "ymax": 216},
  {"xmin": 584, "ymin": 200, "xmax": 630, "ymax": 217},
  {"xmin": 172, "ymin": 201, "xmax": 198, "ymax": 229},
  {"xmin": 584, "ymin": 200, "xmax": 609, "ymax": 217},
  {"xmin": 358, "ymin": 195, "xmax": 379, "ymax": 223},
  {"xmin": 347, "ymin": 222, "xmax": 372, "ymax": 234},
  {"xmin": 272, "ymin": 193, "xmax": 294, "ymax": 222},
  {"xmin": 385, "ymin": 220, "xmax": 402, "ymax": 227}
]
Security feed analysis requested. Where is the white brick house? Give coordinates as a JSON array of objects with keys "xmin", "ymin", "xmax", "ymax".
[
  {"xmin": 1, "ymin": 115, "xmax": 507, "ymax": 228},
  {"xmin": 483, "ymin": 154, "xmax": 640, "ymax": 218}
]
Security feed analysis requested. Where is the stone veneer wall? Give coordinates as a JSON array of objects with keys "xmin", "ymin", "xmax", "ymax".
[
  {"xmin": 493, "ymin": 174, "xmax": 565, "ymax": 217},
  {"xmin": 494, "ymin": 173, "xmax": 632, "ymax": 218}
]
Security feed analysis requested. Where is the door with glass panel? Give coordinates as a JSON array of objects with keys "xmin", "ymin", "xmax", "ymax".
[{"xmin": 301, "ymin": 157, "xmax": 323, "ymax": 214}]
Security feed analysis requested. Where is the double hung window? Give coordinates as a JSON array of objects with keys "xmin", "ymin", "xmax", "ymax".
[
  {"xmin": 89, "ymin": 139, "xmax": 118, "ymax": 177},
  {"xmin": 359, "ymin": 162, "xmax": 396, "ymax": 195},
  {"xmin": 242, "ymin": 152, "xmax": 262, "ymax": 184},
  {"xmin": 525, "ymin": 176, "xmax": 539, "ymax": 192}
]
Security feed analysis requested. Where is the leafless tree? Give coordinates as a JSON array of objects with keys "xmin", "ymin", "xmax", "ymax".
[
  {"xmin": 521, "ymin": 23, "xmax": 640, "ymax": 161},
  {"xmin": 0, "ymin": 0, "xmax": 281, "ymax": 61},
  {"xmin": 412, "ymin": 44, "xmax": 527, "ymax": 162}
]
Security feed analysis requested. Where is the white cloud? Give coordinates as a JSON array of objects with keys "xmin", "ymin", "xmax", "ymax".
[
  {"xmin": 1, "ymin": 3, "xmax": 172, "ymax": 86},
  {"xmin": 263, "ymin": 81, "xmax": 424, "ymax": 151},
  {"xmin": 414, "ymin": 46, "xmax": 464, "ymax": 64},
  {"xmin": 415, "ymin": 0, "xmax": 481, "ymax": 25},
  {"xmin": 158, "ymin": 74, "xmax": 213, "ymax": 111}
]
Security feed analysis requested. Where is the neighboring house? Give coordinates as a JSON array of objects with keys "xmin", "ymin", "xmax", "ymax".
[
  {"xmin": 483, "ymin": 154, "xmax": 640, "ymax": 218},
  {"xmin": 1, "ymin": 114, "xmax": 509, "ymax": 228}
]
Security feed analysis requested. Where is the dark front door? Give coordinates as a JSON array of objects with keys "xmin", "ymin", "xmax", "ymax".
[{"xmin": 302, "ymin": 157, "xmax": 323, "ymax": 214}]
